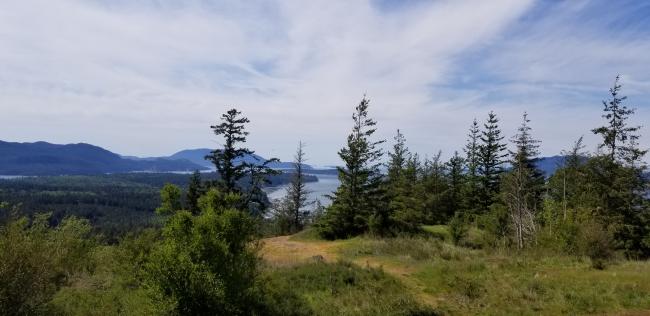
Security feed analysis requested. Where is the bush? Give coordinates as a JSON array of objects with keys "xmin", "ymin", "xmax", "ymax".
[
  {"xmin": 145, "ymin": 189, "xmax": 273, "ymax": 315},
  {"xmin": 478, "ymin": 203, "xmax": 510, "ymax": 248},
  {"xmin": 578, "ymin": 221, "xmax": 616, "ymax": 269},
  {"xmin": 48, "ymin": 231, "xmax": 167, "ymax": 316},
  {"xmin": 448, "ymin": 213, "xmax": 468, "ymax": 246},
  {"xmin": 0, "ymin": 214, "xmax": 94, "ymax": 315}
]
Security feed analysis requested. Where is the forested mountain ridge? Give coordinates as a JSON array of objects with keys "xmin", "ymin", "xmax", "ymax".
[
  {"xmin": 166, "ymin": 148, "xmax": 313, "ymax": 169},
  {"xmin": 0, "ymin": 140, "xmax": 586, "ymax": 177},
  {"xmin": 0, "ymin": 141, "xmax": 207, "ymax": 175}
]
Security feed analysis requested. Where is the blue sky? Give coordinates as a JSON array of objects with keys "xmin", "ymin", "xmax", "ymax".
[{"xmin": 0, "ymin": 0, "xmax": 648, "ymax": 164}]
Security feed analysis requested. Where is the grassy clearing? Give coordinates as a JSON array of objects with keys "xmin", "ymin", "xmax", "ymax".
[
  {"xmin": 338, "ymin": 235, "xmax": 650, "ymax": 315},
  {"xmin": 263, "ymin": 227, "xmax": 650, "ymax": 315},
  {"xmin": 264, "ymin": 261, "xmax": 438, "ymax": 316}
]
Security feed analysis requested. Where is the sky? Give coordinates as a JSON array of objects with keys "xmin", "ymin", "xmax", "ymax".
[{"xmin": 0, "ymin": 0, "xmax": 649, "ymax": 165}]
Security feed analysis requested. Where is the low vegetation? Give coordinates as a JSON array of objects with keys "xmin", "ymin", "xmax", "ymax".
[{"xmin": 263, "ymin": 228, "xmax": 650, "ymax": 315}]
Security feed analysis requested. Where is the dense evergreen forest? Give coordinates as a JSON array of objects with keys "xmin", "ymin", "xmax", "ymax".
[
  {"xmin": 0, "ymin": 77, "xmax": 649, "ymax": 315},
  {"xmin": 0, "ymin": 172, "xmax": 315, "ymax": 241}
]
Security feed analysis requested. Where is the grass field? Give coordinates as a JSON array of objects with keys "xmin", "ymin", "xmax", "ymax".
[{"xmin": 261, "ymin": 227, "xmax": 650, "ymax": 315}]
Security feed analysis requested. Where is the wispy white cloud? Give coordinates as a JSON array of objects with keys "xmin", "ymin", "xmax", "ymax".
[{"xmin": 0, "ymin": 0, "xmax": 647, "ymax": 163}]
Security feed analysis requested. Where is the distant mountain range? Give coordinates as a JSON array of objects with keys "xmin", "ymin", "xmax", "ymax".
[
  {"xmin": 533, "ymin": 155, "xmax": 567, "ymax": 177},
  {"xmin": 0, "ymin": 141, "xmax": 207, "ymax": 176},
  {"xmin": 0, "ymin": 140, "xmax": 594, "ymax": 177},
  {"xmin": 164, "ymin": 148, "xmax": 313, "ymax": 170},
  {"xmin": 0, "ymin": 141, "xmax": 310, "ymax": 176}
]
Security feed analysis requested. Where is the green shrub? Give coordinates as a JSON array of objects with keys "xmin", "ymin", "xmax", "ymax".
[
  {"xmin": 477, "ymin": 203, "xmax": 510, "ymax": 248},
  {"xmin": 0, "ymin": 214, "xmax": 94, "ymax": 315},
  {"xmin": 144, "ymin": 188, "xmax": 279, "ymax": 315},
  {"xmin": 145, "ymin": 207, "xmax": 265, "ymax": 315},
  {"xmin": 448, "ymin": 213, "xmax": 467, "ymax": 246},
  {"xmin": 578, "ymin": 221, "xmax": 617, "ymax": 269},
  {"xmin": 48, "ymin": 229, "xmax": 168, "ymax": 315}
]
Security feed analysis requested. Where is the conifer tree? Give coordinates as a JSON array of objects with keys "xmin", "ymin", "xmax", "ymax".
[
  {"xmin": 421, "ymin": 152, "xmax": 450, "ymax": 223},
  {"xmin": 385, "ymin": 130, "xmax": 409, "ymax": 220},
  {"xmin": 446, "ymin": 151, "xmax": 465, "ymax": 217},
  {"xmin": 286, "ymin": 141, "xmax": 311, "ymax": 232},
  {"xmin": 318, "ymin": 96, "xmax": 385, "ymax": 239},
  {"xmin": 463, "ymin": 119, "xmax": 482, "ymax": 215},
  {"xmin": 589, "ymin": 76, "xmax": 649, "ymax": 257},
  {"xmin": 387, "ymin": 130, "xmax": 408, "ymax": 184},
  {"xmin": 384, "ymin": 130, "xmax": 423, "ymax": 233},
  {"xmin": 510, "ymin": 112, "xmax": 545, "ymax": 206},
  {"xmin": 478, "ymin": 111, "xmax": 507, "ymax": 212},
  {"xmin": 186, "ymin": 170, "xmax": 203, "ymax": 215},
  {"xmin": 270, "ymin": 143, "xmax": 310, "ymax": 234},
  {"xmin": 548, "ymin": 136, "xmax": 587, "ymax": 221},
  {"xmin": 206, "ymin": 108, "xmax": 254, "ymax": 193},
  {"xmin": 502, "ymin": 113, "xmax": 543, "ymax": 249},
  {"xmin": 206, "ymin": 108, "xmax": 279, "ymax": 214},
  {"xmin": 243, "ymin": 159, "xmax": 280, "ymax": 216},
  {"xmin": 592, "ymin": 75, "xmax": 647, "ymax": 164}
]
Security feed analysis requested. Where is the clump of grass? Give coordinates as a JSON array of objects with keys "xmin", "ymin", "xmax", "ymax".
[
  {"xmin": 265, "ymin": 261, "xmax": 439, "ymax": 315},
  {"xmin": 422, "ymin": 225, "xmax": 451, "ymax": 242}
]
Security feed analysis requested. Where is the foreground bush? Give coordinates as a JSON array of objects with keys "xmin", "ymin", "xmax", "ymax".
[
  {"xmin": 0, "ymin": 214, "xmax": 94, "ymax": 315},
  {"xmin": 145, "ymin": 206, "xmax": 265, "ymax": 315}
]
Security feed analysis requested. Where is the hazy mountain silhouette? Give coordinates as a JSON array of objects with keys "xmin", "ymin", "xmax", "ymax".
[{"xmin": 0, "ymin": 141, "xmax": 206, "ymax": 175}]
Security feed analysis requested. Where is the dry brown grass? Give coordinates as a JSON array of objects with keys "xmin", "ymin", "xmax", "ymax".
[{"xmin": 261, "ymin": 235, "xmax": 342, "ymax": 267}]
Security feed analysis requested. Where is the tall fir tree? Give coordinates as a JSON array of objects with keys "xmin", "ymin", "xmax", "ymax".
[
  {"xmin": 270, "ymin": 143, "xmax": 310, "ymax": 235},
  {"xmin": 592, "ymin": 75, "xmax": 647, "ymax": 164},
  {"xmin": 384, "ymin": 130, "xmax": 423, "ymax": 233},
  {"xmin": 463, "ymin": 119, "xmax": 482, "ymax": 215},
  {"xmin": 206, "ymin": 108, "xmax": 254, "ymax": 193},
  {"xmin": 318, "ymin": 96, "xmax": 385, "ymax": 239},
  {"xmin": 385, "ymin": 130, "xmax": 409, "ymax": 219},
  {"xmin": 286, "ymin": 141, "xmax": 311, "ymax": 232},
  {"xmin": 510, "ymin": 112, "xmax": 545, "ymax": 207},
  {"xmin": 502, "ymin": 113, "xmax": 544, "ymax": 249},
  {"xmin": 478, "ymin": 111, "xmax": 507, "ymax": 213},
  {"xmin": 386, "ymin": 129, "xmax": 408, "ymax": 184},
  {"xmin": 421, "ymin": 152, "xmax": 450, "ymax": 223},
  {"xmin": 589, "ymin": 76, "xmax": 649, "ymax": 258},
  {"xmin": 206, "ymin": 108, "xmax": 278, "ymax": 214},
  {"xmin": 446, "ymin": 151, "xmax": 466, "ymax": 218}
]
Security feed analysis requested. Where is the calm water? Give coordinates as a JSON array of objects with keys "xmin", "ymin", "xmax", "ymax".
[
  {"xmin": 0, "ymin": 175, "xmax": 26, "ymax": 179},
  {"xmin": 265, "ymin": 174, "xmax": 340, "ymax": 206}
]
